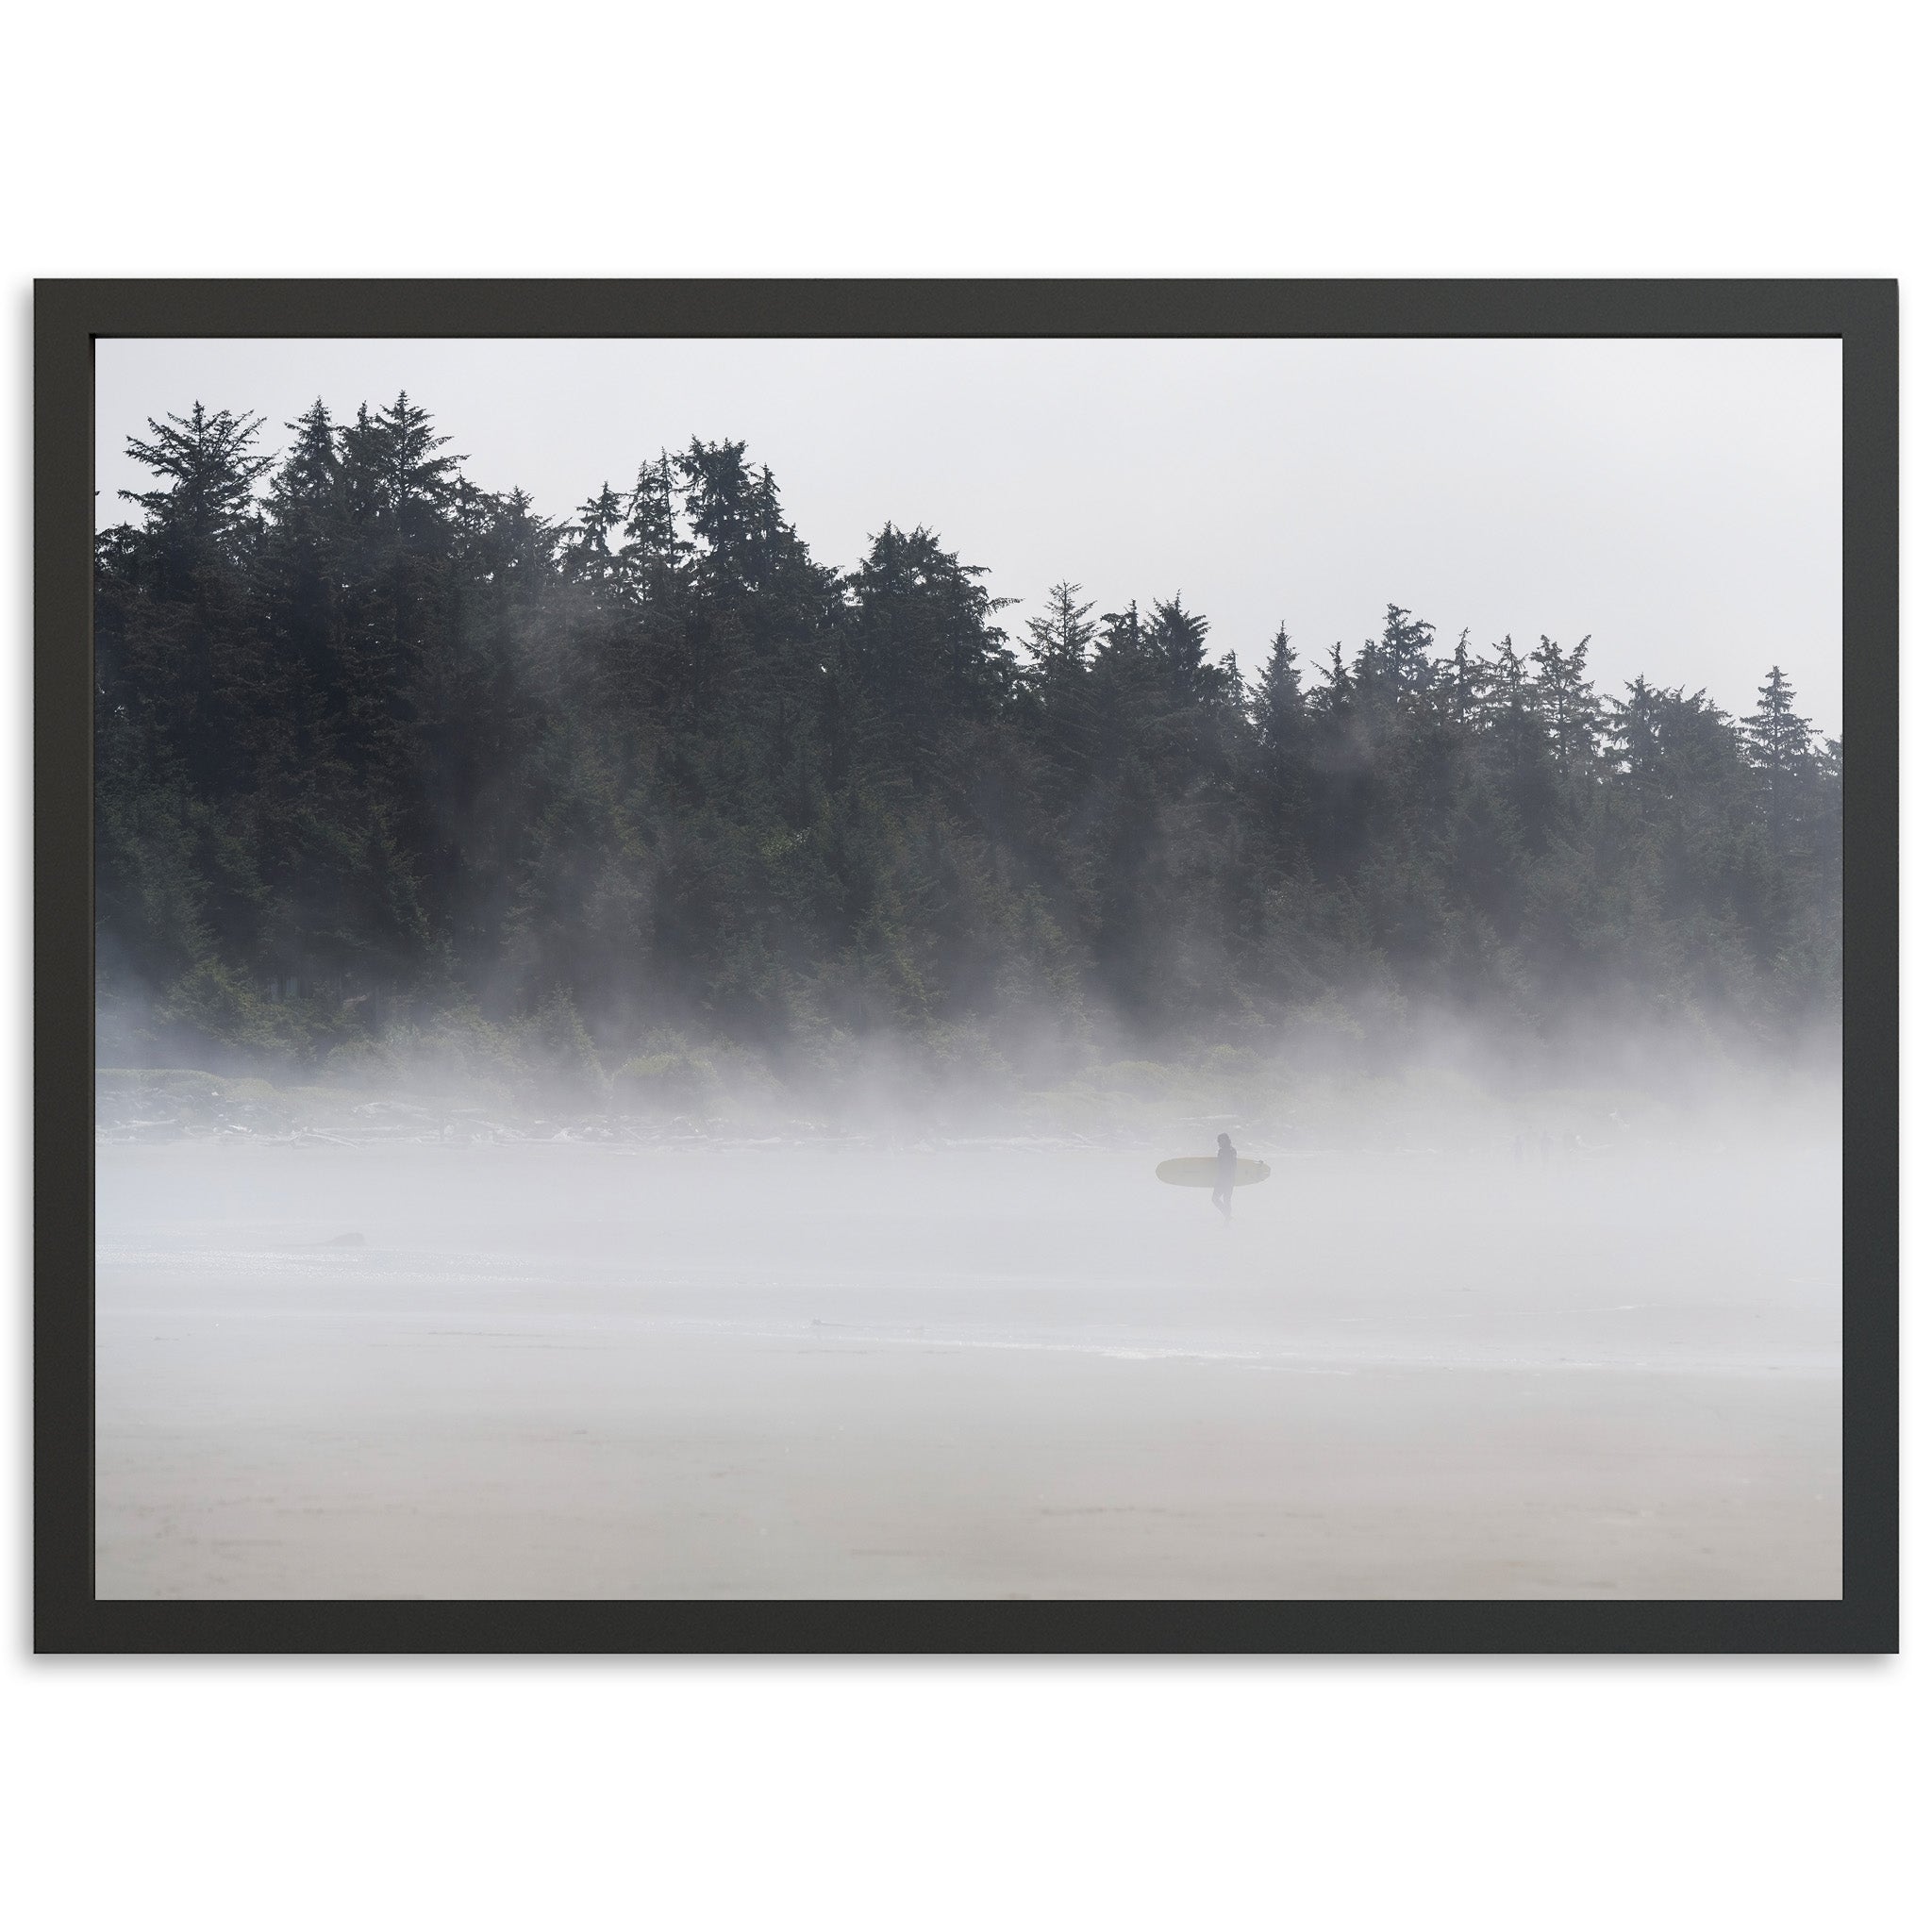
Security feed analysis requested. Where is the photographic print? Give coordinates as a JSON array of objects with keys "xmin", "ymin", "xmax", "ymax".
[{"xmin": 41, "ymin": 284, "xmax": 1893, "ymax": 1647}]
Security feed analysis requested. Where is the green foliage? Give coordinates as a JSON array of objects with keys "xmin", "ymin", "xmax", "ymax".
[
  {"xmin": 611, "ymin": 1045, "xmax": 725, "ymax": 1113},
  {"xmin": 94, "ymin": 395, "xmax": 1842, "ymax": 1080},
  {"xmin": 153, "ymin": 960, "xmax": 315, "ymax": 1058}
]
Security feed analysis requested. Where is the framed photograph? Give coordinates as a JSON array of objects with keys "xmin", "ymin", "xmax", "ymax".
[{"xmin": 34, "ymin": 280, "xmax": 1896, "ymax": 1653}]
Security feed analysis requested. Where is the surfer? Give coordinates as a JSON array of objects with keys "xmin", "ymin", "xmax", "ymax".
[{"xmin": 1211, "ymin": 1131, "xmax": 1237, "ymax": 1221}]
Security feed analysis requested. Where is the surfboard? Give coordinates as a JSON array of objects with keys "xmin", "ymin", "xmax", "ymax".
[{"xmin": 1156, "ymin": 1157, "xmax": 1271, "ymax": 1188}]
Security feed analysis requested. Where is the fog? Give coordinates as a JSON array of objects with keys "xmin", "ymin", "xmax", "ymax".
[
  {"xmin": 92, "ymin": 337, "xmax": 1844, "ymax": 1596},
  {"xmin": 96, "ymin": 1072, "xmax": 1840, "ymax": 1599}
]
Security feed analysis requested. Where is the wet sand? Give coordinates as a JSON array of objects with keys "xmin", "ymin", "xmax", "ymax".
[{"xmin": 95, "ymin": 1139, "xmax": 1841, "ymax": 1599}]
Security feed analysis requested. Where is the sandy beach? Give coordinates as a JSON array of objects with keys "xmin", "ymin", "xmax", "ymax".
[{"xmin": 95, "ymin": 1135, "xmax": 1841, "ymax": 1600}]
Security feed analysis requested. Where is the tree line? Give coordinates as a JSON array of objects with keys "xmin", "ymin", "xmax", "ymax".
[{"xmin": 93, "ymin": 395, "xmax": 1842, "ymax": 1086}]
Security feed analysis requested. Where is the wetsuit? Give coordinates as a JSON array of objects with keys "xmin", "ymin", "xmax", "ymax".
[{"xmin": 1212, "ymin": 1142, "xmax": 1237, "ymax": 1218}]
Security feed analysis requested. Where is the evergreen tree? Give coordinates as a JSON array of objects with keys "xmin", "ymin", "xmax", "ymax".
[
  {"xmin": 1147, "ymin": 594, "xmax": 1215, "ymax": 701},
  {"xmin": 1248, "ymin": 625, "xmax": 1308, "ymax": 861},
  {"xmin": 1024, "ymin": 579, "xmax": 1097, "ymax": 678},
  {"xmin": 1250, "ymin": 626, "xmax": 1305, "ymax": 775},
  {"xmin": 620, "ymin": 450, "xmax": 691, "ymax": 604},
  {"xmin": 92, "ymin": 393, "xmax": 1844, "ymax": 1078},
  {"xmin": 119, "ymin": 403, "xmax": 273, "ymax": 567},
  {"xmin": 1023, "ymin": 580, "xmax": 1098, "ymax": 797},
  {"xmin": 1360, "ymin": 603, "xmax": 1437, "ymax": 701},
  {"xmin": 1743, "ymin": 664, "xmax": 1815, "ymax": 856},
  {"xmin": 563, "ymin": 482, "xmax": 625, "ymax": 590},
  {"xmin": 1310, "ymin": 641, "xmax": 1352, "ymax": 718}
]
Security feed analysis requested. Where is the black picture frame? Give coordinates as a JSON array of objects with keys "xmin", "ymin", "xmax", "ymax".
[{"xmin": 35, "ymin": 278, "xmax": 1898, "ymax": 1655}]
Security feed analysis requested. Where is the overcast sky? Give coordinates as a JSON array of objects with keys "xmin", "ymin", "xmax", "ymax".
[{"xmin": 96, "ymin": 336, "xmax": 1842, "ymax": 734}]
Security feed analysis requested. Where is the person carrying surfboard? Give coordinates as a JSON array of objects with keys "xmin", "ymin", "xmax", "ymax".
[
  {"xmin": 1212, "ymin": 1131, "xmax": 1237, "ymax": 1221},
  {"xmin": 1154, "ymin": 1142, "xmax": 1268, "ymax": 1203}
]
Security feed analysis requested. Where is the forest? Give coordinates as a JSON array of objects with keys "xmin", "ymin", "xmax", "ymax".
[{"xmin": 92, "ymin": 395, "xmax": 1842, "ymax": 1109}]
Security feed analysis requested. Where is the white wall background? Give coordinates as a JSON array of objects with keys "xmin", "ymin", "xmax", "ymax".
[{"xmin": 3, "ymin": 5, "xmax": 1917, "ymax": 1927}]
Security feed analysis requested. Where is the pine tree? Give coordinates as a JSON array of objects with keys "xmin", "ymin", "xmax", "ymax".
[
  {"xmin": 1251, "ymin": 625, "xmax": 1306, "ymax": 764},
  {"xmin": 1528, "ymin": 634, "xmax": 1600, "ymax": 771},
  {"xmin": 678, "ymin": 437, "xmax": 761, "ymax": 589},
  {"xmin": 1446, "ymin": 628, "xmax": 1483, "ymax": 724},
  {"xmin": 1023, "ymin": 580, "xmax": 1097, "ymax": 790},
  {"xmin": 563, "ymin": 482, "xmax": 625, "ymax": 589},
  {"xmin": 620, "ymin": 450, "xmax": 690, "ymax": 603},
  {"xmin": 343, "ymin": 392, "xmax": 463, "ymax": 530},
  {"xmin": 1310, "ymin": 641, "xmax": 1352, "ymax": 717},
  {"xmin": 1362, "ymin": 603, "xmax": 1437, "ymax": 700},
  {"xmin": 266, "ymin": 399, "xmax": 341, "ymax": 523},
  {"xmin": 119, "ymin": 402, "xmax": 273, "ymax": 560},
  {"xmin": 92, "ymin": 394, "xmax": 1844, "ymax": 1076},
  {"xmin": 1248, "ymin": 624, "xmax": 1308, "ymax": 860},
  {"xmin": 1743, "ymin": 664, "xmax": 1815, "ymax": 855},
  {"xmin": 1147, "ymin": 594, "xmax": 1214, "ymax": 700},
  {"xmin": 1024, "ymin": 580, "xmax": 1097, "ymax": 677}
]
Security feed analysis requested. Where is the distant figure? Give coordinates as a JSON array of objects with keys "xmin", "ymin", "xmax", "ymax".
[
  {"xmin": 1539, "ymin": 1129, "xmax": 1553, "ymax": 1163},
  {"xmin": 1212, "ymin": 1132, "xmax": 1237, "ymax": 1221}
]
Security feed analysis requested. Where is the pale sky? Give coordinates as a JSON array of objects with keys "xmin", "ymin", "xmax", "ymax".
[{"xmin": 96, "ymin": 336, "xmax": 1843, "ymax": 735}]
